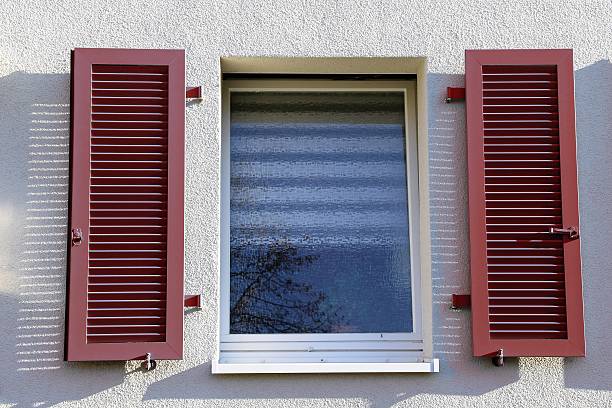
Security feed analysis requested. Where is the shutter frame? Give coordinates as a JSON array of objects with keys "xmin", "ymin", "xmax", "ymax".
[
  {"xmin": 65, "ymin": 48, "xmax": 185, "ymax": 361},
  {"xmin": 466, "ymin": 49, "xmax": 585, "ymax": 357}
]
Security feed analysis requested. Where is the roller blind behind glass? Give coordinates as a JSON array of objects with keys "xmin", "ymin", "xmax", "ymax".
[{"xmin": 229, "ymin": 90, "xmax": 413, "ymax": 334}]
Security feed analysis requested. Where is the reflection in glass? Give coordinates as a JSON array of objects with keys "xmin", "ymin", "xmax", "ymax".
[{"xmin": 229, "ymin": 91, "xmax": 412, "ymax": 334}]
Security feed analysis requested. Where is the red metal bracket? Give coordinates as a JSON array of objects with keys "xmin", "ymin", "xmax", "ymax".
[
  {"xmin": 451, "ymin": 294, "xmax": 471, "ymax": 309},
  {"xmin": 186, "ymin": 86, "xmax": 202, "ymax": 100},
  {"xmin": 184, "ymin": 294, "xmax": 201, "ymax": 308},
  {"xmin": 445, "ymin": 87, "xmax": 465, "ymax": 103}
]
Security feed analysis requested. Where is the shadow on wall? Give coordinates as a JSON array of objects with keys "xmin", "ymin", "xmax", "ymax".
[
  {"xmin": 564, "ymin": 59, "xmax": 612, "ymax": 391},
  {"xmin": 0, "ymin": 72, "xmax": 125, "ymax": 408},
  {"xmin": 143, "ymin": 73, "xmax": 520, "ymax": 407}
]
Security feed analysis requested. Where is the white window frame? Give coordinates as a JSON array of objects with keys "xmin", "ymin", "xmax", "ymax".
[{"xmin": 215, "ymin": 59, "xmax": 435, "ymax": 374}]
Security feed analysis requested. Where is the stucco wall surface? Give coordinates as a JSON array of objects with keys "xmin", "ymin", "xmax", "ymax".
[{"xmin": 0, "ymin": 0, "xmax": 611, "ymax": 407}]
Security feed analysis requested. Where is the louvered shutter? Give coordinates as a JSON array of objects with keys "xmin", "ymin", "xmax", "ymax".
[
  {"xmin": 465, "ymin": 49, "xmax": 585, "ymax": 357},
  {"xmin": 65, "ymin": 49, "xmax": 185, "ymax": 361}
]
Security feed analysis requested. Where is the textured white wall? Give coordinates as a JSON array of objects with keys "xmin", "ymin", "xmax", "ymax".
[{"xmin": 0, "ymin": 0, "xmax": 611, "ymax": 406}]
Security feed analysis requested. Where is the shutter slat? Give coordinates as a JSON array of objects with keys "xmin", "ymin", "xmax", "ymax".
[
  {"xmin": 92, "ymin": 106, "xmax": 168, "ymax": 114},
  {"xmin": 483, "ymin": 90, "xmax": 558, "ymax": 97},
  {"xmin": 485, "ymin": 128, "xmax": 559, "ymax": 136},
  {"xmin": 86, "ymin": 335, "xmax": 165, "ymax": 343},
  {"xmin": 484, "ymin": 144, "xmax": 560, "ymax": 152},
  {"xmin": 488, "ymin": 298, "xmax": 566, "ymax": 306},
  {"xmin": 91, "ymin": 160, "xmax": 168, "ymax": 169},
  {"xmin": 481, "ymin": 65, "xmax": 557, "ymax": 74},
  {"xmin": 485, "ymin": 185, "xmax": 561, "ymax": 193},
  {"xmin": 89, "ymin": 275, "xmax": 166, "ymax": 284},
  {"xmin": 87, "ymin": 308, "xmax": 165, "ymax": 317},
  {"xmin": 489, "ymin": 315, "xmax": 566, "ymax": 322},
  {"xmin": 92, "ymin": 137, "xmax": 167, "ymax": 145},
  {"xmin": 92, "ymin": 97, "xmax": 168, "ymax": 105},
  {"xmin": 89, "ymin": 259, "xmax": 167, "ymax": 267},
  {"xmin": 91, "ymin": 185, "xmax": 167, "ymax": 194},
  {"xmin": 483, "ymin": 81, "xmax": 557, "ymax": 90},
  {"xmin": 87, "ymin": 300, "xmax": 165, "ymax": 309},
  {"xmin": 90, "ymin": 210, "xmax": 166, "ymax": 218},
  {"xmin": 89, "ymin": 195, "xmax": 167, "ymax": 203},
  {"xmin": 88, "ymin": 267, "xmax": 167, "ymax": 275},
  {"xmin": 91, "ymin": 177, "xmax": 168, "ymax": 186},
  {"xmin": 486, "ymin": 240, "xmax": 563, "ymax": 248},
  {"xmin": 488, "ymin": 273, "xmax": 565, "ymax": 281},
  {"xmin": 488, "ymin": 249, "xmax": 563, "ymax": 256},
  {"xmin": 89, "ymin": 250, "xmax": 167, "ymax": 258},
  {"xmin": 466, "ymin": 49, "xmax": 585, "ymax": 357},
  {"xmin": 92, "ymin": 89, "xmax": 168, "ymax": 98},
  {"xmin": 484, "ymin": 160, "xmax": 560, "ymax": 168},
  {"xmin": 483, "ymin": 74, "xmax": 557, "ymax": 81},
  {"xmin": 488, "ymin": 281, "xmax": 565, "ymax": 289},
  {"xmin": 88, "ymin": 234, "xmax": 167, "ymax": 242},
  {"xmin": 489, "ymin": 332, "xmax": 567, "ymax": 339},
  {"xmin": 87, "ymin": 326, "xmax": 166, "ymax": 335},
  {"xmin": 487, "ymin": 264, "xmax": 563, "ymax": 272},
  {"xmin": 486, "ymin": 169, "xmax": 560, "ymax": 177},
  {"xmin": 91, "ymin": 153, "xmax": 168, "ymax": 161},
  {"xmin": 484, "ymin": 105, "xmax": 559, "ymax": 114},
  {"xmin": 92, "ymin": 65, "xmax": 169, "ymax": 74},
  {"xmin": 92, "ymin": 147, "xmax": 168, "ymax": 155},
  {"xmin": 91, "ymin": 121, "xmax": 169, "ymax": 129},
  {"xmin": 92, "ymin": 81, "xmax": 169, "ymax": 90},
  {"xmin": 88, "ymin": 292, "xmax": 167, "ymax": 301},
  {"xmin": 88, "ymin": 316, "xmax": 166, "ymax": 325},
  {"xmin": 486, "ymin": 176, "xmax": 560, "ymax": 184},
  {"xmin": 490, "ymin": 306, "xmax": 566, "ymax": 314}
]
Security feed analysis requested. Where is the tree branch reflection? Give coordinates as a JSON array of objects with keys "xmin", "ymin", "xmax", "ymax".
[{"xmin": 230, "ymin": 238, "xmax": 345, "ymax": 333}]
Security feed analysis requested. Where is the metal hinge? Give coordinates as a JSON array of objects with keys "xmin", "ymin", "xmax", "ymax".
[
  {"xmin": 451, "ymin": 294, "xmax": 471, "ymax": 310},
  {"xmin": 445, "ymin": 87, "xmax": 465, "ymax": 103},
  {"xmin": 184, "ymin": 294, "xmax": 202, "ymax": 308},
  {"xmin": 186, "ymin": 86, "xmax": 202, "ymax": 101}
]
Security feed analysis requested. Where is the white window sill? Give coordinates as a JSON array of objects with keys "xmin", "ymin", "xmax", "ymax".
[{"xmin": 212, "ymin": 359, "xmax": 439, "ymax": 374}]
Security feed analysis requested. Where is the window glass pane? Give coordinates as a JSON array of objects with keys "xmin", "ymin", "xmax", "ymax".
[{"xmin": 229, "ymin": 91, "xmax": 412, "ymax": 334}]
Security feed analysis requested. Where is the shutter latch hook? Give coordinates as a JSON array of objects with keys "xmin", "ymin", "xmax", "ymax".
[
  {"xmin": 550, "ymin": 226, "xmax": 579, "ymax": 239},
  {"xmin": 71, "ymin": 228, "xmax": 83, "ymax": 246}
]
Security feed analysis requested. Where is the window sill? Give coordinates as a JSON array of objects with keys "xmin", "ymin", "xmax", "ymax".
[{"xmin": 212, "ymin": 359, "xmax": 439, "ymax": 374}]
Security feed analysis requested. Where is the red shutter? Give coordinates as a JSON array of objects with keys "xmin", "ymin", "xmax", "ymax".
[
  {"xmin": 65, "ymin": 49, "xmax": 185, "ymax": 361},
  {"xmin": 466, "ymin": 49, "xmax": 585, "ymax": 357}
]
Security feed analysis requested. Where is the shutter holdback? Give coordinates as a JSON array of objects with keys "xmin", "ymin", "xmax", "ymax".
[
  {"xmin": 492, "ymin": 349, "xmax": 504, "ymax": 367},
  {"xmin": 142, "ymin": 352, "xmax": 157, "ymax": 371}
]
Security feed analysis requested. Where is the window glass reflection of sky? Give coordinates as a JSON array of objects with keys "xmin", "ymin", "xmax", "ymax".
[{"xmin": 229, "ymin": 91, "xmax": 413, "ymax": 334}]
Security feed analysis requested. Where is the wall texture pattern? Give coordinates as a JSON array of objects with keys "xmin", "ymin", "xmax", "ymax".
[{"xmin": 0, "ymin": 0, "xmax": 611, "ymax": 406}]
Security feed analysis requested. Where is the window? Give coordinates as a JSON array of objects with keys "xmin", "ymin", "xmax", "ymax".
[{"xmin": 216, "ymin": 65, "xmax": 435, "ymax": 374}]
